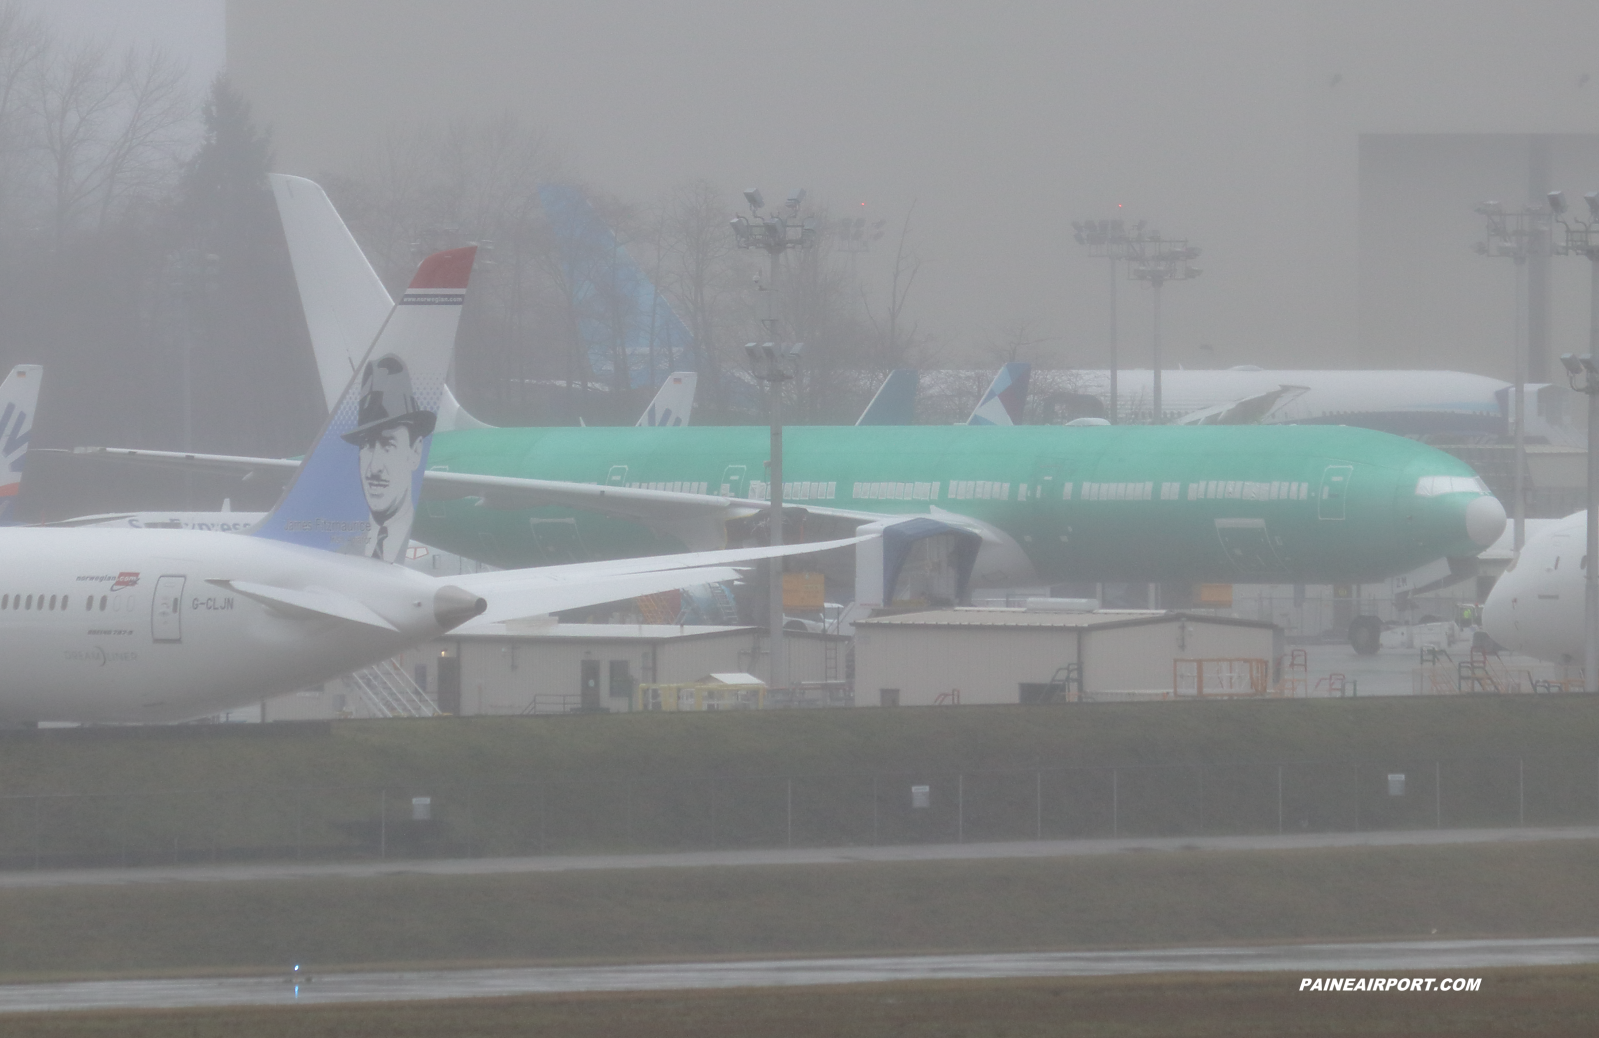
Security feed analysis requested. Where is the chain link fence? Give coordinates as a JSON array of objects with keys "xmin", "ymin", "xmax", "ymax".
[{"xmin": 1, "ymin": 755, "xmax": 1595, "ymax": 870}]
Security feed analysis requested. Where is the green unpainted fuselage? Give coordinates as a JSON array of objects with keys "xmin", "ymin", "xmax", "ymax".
[{"xmin": 416, "ymin": 424, "xmax": 1493, "ymax": 584}]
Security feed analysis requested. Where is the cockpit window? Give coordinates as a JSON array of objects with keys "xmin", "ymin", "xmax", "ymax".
[{"xmin": 1414, "ymin": 475, "xmax": 1490, "ymax": 497}]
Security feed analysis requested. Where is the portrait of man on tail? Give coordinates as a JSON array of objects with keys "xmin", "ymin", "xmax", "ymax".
[{"xmin": 342, "ymin": 354, "xmax": 436, "ymax": 562}]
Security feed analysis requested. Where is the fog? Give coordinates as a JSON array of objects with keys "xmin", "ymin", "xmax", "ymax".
[{"xmin": 229, "ymin": 0, "xmax": 1599, "ymax": 376}]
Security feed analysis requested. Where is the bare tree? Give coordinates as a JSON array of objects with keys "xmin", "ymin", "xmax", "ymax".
[
  {"xmin": 30, "ymin": 38, "xmax": 191, "ymax": 241},
  {"xmin": 863, "ymin": 200, "xmax": 924, "ymax": 370}
]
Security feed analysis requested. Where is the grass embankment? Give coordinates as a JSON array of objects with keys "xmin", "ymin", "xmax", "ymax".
[
  {"xmin": 4, "ymin": 696, "xmax": 1599, "ymax": 865},
  {"xmin": 4, "ymin": 839, "xmax": 1599, "ymax": 982},
  {"xmin": 10, "ymin": 969, "xmax": 1599, "ymax": 1038}
]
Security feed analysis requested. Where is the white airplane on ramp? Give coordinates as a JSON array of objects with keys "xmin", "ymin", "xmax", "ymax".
[{"xmin": 0, "ymin": 246, "xmax": 854, "ymax": 725}]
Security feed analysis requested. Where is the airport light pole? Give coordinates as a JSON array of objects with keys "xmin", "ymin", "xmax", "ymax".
[
  {"xmin": 1550, "ymin": 190, "xmax": 1599, "ymax": 693},
  {"xmin": 1475, "ymin": 201, "xmax": 1547, "ymax": 552},
  {"xmin": 1073, "ymin": 219, "xmax": 1141, "ymax": 423},
  {"xmin": 1126, "ymin": 234, "xmax": 1202, "ymax": 424},
  {"xmin": 732, "ymin": 188, "xmax": 816, "ymax": 689}
]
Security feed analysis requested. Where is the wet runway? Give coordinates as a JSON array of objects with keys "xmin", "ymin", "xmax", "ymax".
[
  {"xmin": 4, "ymin": 937, "xmax": 1598, "ymax": 1013},
  {"xmin": 2, "ymin": 824, "xmax": 1595, "ymax": 890}
]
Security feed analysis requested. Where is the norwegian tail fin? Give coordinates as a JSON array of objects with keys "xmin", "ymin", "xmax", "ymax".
[
  {"xmin": 251, "ymin": 247, "xmax": 477, "ymax": 561},
  {"xmin": 966, "ymin": 362, "xmax": 1030, "ymax": 425},
  {"xmin": 856, "ymin": 369, "xmax": 919, "ymax": 425},
  {"xmin": 637, "ymin": 372, "xmax": 696, "ymax": 427},
  {"xmin": 0, "ymin": 364, "xmax": 41, "ymax": 524}
]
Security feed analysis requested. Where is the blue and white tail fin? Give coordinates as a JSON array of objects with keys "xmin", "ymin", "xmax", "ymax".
[
  {"xmin": 856, "ymin": 368, "xmax": 919, "ymax": 425},
  {"xmin": 637, "ymin": 372, "xmax": 696, "ymax": 427},
  {"xmin": 0, "ymin": 364, "xmax": 41, "ymax": 524},
  {"xmin": 252, "ymin": 247, "xmax": 477, "ymax": 561},
  {"xmin": 966, "ymin": 362, "xmax": 1030, "ymax": 425}
]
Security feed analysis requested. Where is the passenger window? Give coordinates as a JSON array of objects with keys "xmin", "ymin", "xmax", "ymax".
[
  {"xmin": 49, "ymin": 594, "xmax": 56, "ymax": 611},
  {"xmin": 85, "ymin": 596, "xmax": 92, "ymax": 611},
  {"xmin": 25, "ymin": 594, "xmax": 32, "ymax": 609},
  {"xmin": 100, "ymin": 595, "xmax": 107, "ymax": 610},
  {"xmin": 1, "ymin": 594, "xmax": 7, "ymax": 609}
]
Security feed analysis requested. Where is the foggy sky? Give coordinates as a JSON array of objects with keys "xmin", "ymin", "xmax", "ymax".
[{"xmin": 223, "ymin": 1, "xmax": 1599, "ymax": 378}]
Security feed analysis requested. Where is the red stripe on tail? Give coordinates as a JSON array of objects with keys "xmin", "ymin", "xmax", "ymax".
[{"xmin": 408, "ymin": 246, "xmax": 477, "ymax": 290}]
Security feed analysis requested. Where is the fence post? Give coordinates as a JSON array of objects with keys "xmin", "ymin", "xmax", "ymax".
[
  {"xmin": 1352, "ymin": 764, "xmax": 1359, "ymax": 832},
  {"xmin": 1035, "ymin": 769, "xmax": 1042, "ymax": 841},
  {"xmin": 1112, "ymin": 769, "xmax": 1119, "ymax": 838},
  {"xmin": 379, "ymin": 788, "xmax": 387, "ymax": 860},
  {"xmin": 32, "ymin": 795, "xmax": 41, "ymax": 870},
  {"xmin": 786, "ymin": 778, "xmax": 793, "ymax": 848},
  {"xmin": 872, "ymin": 775, "xmax": 879, "ymax": 845},
  {"xmin": 1439, "ymin": 751, "xmax": 1451, "ymax": 825},
  {"xmin": 1198, "ymin": 765, "xmax": 1205, "ymax": 834},
  {"xmin": 1277, "ymin": 766, "xmax": 1283, "ymax": 835},
  {"xmin": 957, "ymin": 773, "xmax": 964, "ymax": 843},
  {"xmin": 1519, "ymin": 758, "xmax": 1525, "ymax": 827}
]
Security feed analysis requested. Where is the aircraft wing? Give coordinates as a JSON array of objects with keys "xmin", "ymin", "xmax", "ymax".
[
  {"xmin": 446, "ymin": 534, "xmax": 867, "ymax": 626},
  {"xmin": 1174, "ymin": 385, "xmax": 1309, "ymax": 425},
  {"xmin": 62, "ymin": 446, "xmax": 897, "ymax": 547},
  {"xmin": 63, "ymin": 446, "xmax": 301, "ymax": 481}
]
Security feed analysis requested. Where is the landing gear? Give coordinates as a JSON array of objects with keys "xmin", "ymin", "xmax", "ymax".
[{"xmin": 1349, "ymin": 615, "xmax": 1381, "ymax": 655}]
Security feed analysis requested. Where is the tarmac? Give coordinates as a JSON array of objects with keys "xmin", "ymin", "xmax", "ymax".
[{"xmin": 4, "ymin": 937, "xmax": 1598, "ymax": 1012}]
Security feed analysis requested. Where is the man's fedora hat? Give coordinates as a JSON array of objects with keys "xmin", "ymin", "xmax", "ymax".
[{"xmin": 341, "ymin": 354, "xmax": 438, "ymax": 444}]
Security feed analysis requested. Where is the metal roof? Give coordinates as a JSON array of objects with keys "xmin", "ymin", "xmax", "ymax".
[{"xmin": 855, "ymin": 608, "xmax": 1276, "ymax": 632}]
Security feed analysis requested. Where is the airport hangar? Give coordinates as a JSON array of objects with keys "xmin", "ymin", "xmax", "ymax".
[
  {"xmin": 852, "ymin": 608, "xmax": 1282, "ymax": 707},
  {"xmin": 260, "ymin": 620, "xmax": 849, "ymax": 721}
]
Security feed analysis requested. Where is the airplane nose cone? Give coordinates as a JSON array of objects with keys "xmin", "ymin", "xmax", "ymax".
[{"xmin": 1466, "ymin": 495, "xmax": 1507, "ymax": 548}]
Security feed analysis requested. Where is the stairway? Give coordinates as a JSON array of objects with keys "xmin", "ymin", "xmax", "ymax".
[{"xmin": 341, "ymin": 658, "xmax": 440, "ymax": 718}]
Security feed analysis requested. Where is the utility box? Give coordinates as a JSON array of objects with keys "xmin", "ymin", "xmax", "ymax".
[
  {"xmin": 411, "ymin": 796, "xmax": 432, "ymax": 821},
  {"xmin": 1387, "ymin": 774, "xmax": 1405, "ymax": 797},
  {"xmin": 911, "ymin": 785, "xmax": 931, "ymax": 809}
]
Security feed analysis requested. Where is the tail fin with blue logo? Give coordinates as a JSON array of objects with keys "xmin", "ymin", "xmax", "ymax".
[
  {"xmin": 251, "ymin": 247, "xmax": 477, "ymax": 561},
  {"xmin": 637, "ymin": 372, "xmax": 696, "ymax": 427},
  {"xmin": 966, "ymin": 362, "xmax": 1030, "ymax": 425},
  {"xmin": 0, "ymin": 365, "xmax": 40, "ymax": 524}
]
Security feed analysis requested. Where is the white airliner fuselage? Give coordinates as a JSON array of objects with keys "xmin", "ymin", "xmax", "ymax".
[
  {"xmin": 1481, "ymin": 510, "xmax": 1587, "ymax": 663},
  {"xmin": 0, "ymin": 527, "xmax": 467, "ymax": 724}
]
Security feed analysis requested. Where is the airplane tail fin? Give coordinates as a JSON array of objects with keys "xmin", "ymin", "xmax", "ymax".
[
  {"xmin": 966, "ymin": 362, "xmax": 1031, "ymax": 425},
  {"xmin": 271, "ymin": 173, "xmax": 396, "ymax": 415},
  {"xmin": 856, "ymin": 369, "xmax": 919, "ymax": 425},
  {"xmin": 637, "ymin": 372, "xmax": 696, "ymax": 427},
  {"xmin": 438, "ymin": 383, "xmax": 494, "ymax": 431},
  {"xmin": 0, "ymin": 364, "xmax": 41, "ymax": 524},
  {"xmin": 251, "ymin": 247, "xmax": 477, "ymax": 561}
]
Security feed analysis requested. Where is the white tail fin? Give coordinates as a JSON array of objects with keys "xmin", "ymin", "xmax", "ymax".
[
  {"xmin": 0, "ymin": 364, "xmax": 41, "ymax": 524},
  {"xmin": 252, "ymin": 247, "xmax": 477, "ymax": 561},
  {"xmin": 271, "ymin": 173, "xmax": 396, "ymax": 414},
  {"xmin": 637, "ymin": 372, "xmax": 696, "ymax": 427}
]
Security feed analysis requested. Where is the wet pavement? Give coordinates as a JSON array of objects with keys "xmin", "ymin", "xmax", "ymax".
[{"xmin": 4, "ymin": 937, "xmax": 1597, "ymax": 1012}]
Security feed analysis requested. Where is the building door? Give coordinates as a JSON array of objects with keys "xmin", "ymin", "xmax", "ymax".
[
  {"xmin": 1318, "ymin": 464, "xmax": 1353, "ymax": 520},
  {"xmin": 151, "ymin": 575, "xmax": 184, "ymax": 643},
  {"xmin": 580, "ymin": 659, "xmax": 601, "ymax": 711},
  {"xmin": 437, "ymin": 656, "xmax": 461, "ymax": 714}
]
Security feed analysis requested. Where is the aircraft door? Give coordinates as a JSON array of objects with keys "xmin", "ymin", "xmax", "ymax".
[
  {"xmin": 151, "ymin": 575, "xmax": 185, "ymax": 643},
  {"xmin": 606, "ymin": 465, "xmax": 629, "ymax": 486},
  {"xmin": 719, "ymin": 464, "xmax": 747, "ymax": 497},
  {"xmin": 1030, "ymin": 456, "xmax": 1072, "ymax": 507},
  {"xmin": 1214, "ymin": 518, "xmax": 1284, "ymax": 574},
  {"xmin": 1318, "ymin": 465, "xmax": 1353, "ymax": 520}
]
